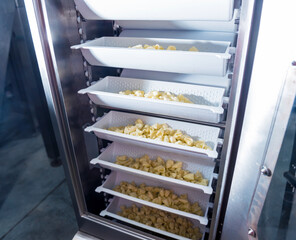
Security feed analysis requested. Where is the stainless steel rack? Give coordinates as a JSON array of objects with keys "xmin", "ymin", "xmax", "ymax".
[{"xmin": 23, "ymin": 0, "xmax": 264, "ymax": 239}]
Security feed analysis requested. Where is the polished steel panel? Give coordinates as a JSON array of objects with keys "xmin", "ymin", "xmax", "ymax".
[
  {"xmin": 222, "ymin": 1, "xmax": 296, "ymax": 239},
  {"xmin": 208, "ymin": 0, "xmax": 257, "ymax": 238},
  {"xmin": 24, "ymin": 0, "xmax": 168, "ymax": 239},
  {"xmin": 249, "ymin": 67, "xmax": 296, "ymax": 239}
]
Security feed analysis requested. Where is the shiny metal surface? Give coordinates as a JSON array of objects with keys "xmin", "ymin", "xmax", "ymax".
[
  {"xmin": 24, "ymin": 0, "xmax": 88, "ymax": 218},
  {"xmin": 208, "ymin": 0, "xmax": 257, "ymax": 238},
  {"xmin": 25, "ymin": 0, "xmax": 293, "ymax": 239},
  {"xmin": 248, "ymin": 66, "xmax": 296, "ymax": 239},
  {"xmin": 24, "ymin": 0, "xmax": 168, "ymax": 239},
  {"xmin": 222, "ymin": 1, "xmax": 296, "ymax": 239},
  {"xmin": 24, "ymin": 0, "xmax": 250, "ymax": 238}
]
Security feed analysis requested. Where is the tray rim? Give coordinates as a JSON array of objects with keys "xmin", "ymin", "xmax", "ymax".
[
  {"xmin": 96, "ymin": 172, "xmax": 209, "ymax": 225},
  {"xmin": 85, "ymin": 111, "xmax": 221, "ymax": 159},
  {"xmin": 91, "ymin": 142, "xmax": 215, "ymax": 194},
  {"xmin": 71, "ymin": 37, "xmax": 232, "ymax": 59},
  {"xmin": 78, "ymin": 76, "xmax": 225, "ymax": 114}
]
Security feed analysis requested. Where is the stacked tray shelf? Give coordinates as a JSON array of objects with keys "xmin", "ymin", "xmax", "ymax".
[
  {"xmin": 71, "ymin": 37, "xmax": 232, "ymax": 76},
  {"xmin": 96, "ymin": 171, "xmax": 210, "ymax": 225},
  {"xmin": 84, "ymin": 111, "xmax": 220, "ymax": 238},
  {"xmin": 85, "ymin": 111, "xmax": 221, "ymax": 159},
  {"xmin": 73, "ymin": 6, "xmax": 231, "ymax": 237},
  {"xmin": 91, "ymin": 142, "xmax": 216, "ymax": 194},
  {"xmin": 101, "ymin": 197, "xmax": 206, "ymax": 240},
  {"xmin": 79, "ymin": 76, "xmax": 226, "ymax": 123}
]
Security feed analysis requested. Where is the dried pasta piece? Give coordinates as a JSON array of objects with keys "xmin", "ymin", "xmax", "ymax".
[
  {"xmin": 167, "ymin": 45, "xmax": 177, "ymax": 50},
  {"xmin": 114, "ymin": 181, "xmax": 203, "ymax": 216},
  {"xmin": 189, "ymin": 46, "xmax": 199, "ymax": 52},
  {"xmin": 118, "ymin": 205, "xmax": 203, "ymax": 239},
  {"xmin": 115, "ymin": 154, "xmax": 209, "ymax": 186}
]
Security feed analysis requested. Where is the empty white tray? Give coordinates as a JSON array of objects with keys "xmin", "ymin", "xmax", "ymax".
[
  {"xmin": 79, "ymin": 76, "xmax": 225, "ymax": 123},
  {"xmin": 101, "ymin": 197, "xmax": 205, "ymax": 240},
  {"xmin": 91, "ymin": 142, "xmax": 215, "ymax": 194},
  {"xmin": 97, "ymin": 171, "xmax": 210, "ymax": 225},
  {"xmin": 74, "ymin": 0, "xmax": 234, "ymax": 21},
  {"xmin": 71, "ymin": 37, "xmax": 232, "ymax": 76},
  {"xmin": 84, "ymin": 111, "xmax": 221, "ymax": 159}
]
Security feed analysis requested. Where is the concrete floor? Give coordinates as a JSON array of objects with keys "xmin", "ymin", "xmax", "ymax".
[{"xmin": 0, "ymin": 134, "xmax": 77, "ymax": 240}]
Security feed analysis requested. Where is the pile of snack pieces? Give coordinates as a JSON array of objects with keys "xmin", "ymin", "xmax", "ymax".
[
  {"xmin": 115, "ymin": 155, "xmax": 208, "ymax": 186},
  {"xmin": 114, "ymin": 181, "xmax": 203, "ymax": 216},
  {"xmin": 119, "ymin": 89, "xmax": 193, "ymax": 103},
  {"xmin": 129, "ymin": 44, "xmax": 199, "ymax": 52},
  {"xmin": 108, "ymin": 119, "xmax": 211, "ymax": 150},
  {"xmin": 118, "ymin": 204, "xmax": 203, "ymax": 240}
]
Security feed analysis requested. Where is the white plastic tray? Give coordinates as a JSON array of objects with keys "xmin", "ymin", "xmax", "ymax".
[
  {"xmin": 84, "ymin": 111, "xmax": 221, "ymax": 159},
  {"xmin": 74, "ymin": 0, "xmax": 234, "ymax": 21},
  {"xmin": 97, "ymin": 171, "xmax": 210, "ymax": 225},
  {"xmin": 71, "ymin": 37, "xmax": 232, "ymax": 76},
  {"xmin": 116, "ymin": 9, "xmax": 240, "ymax": 32},
  {"xmin": 91, "ymin": 142, "xmax": 215, "ymax": 194},
  {"xmin": 101, "ymin": 197, "xmax": 205, "ymax": 240},
  {"xmin": 79, "ymin": 76, "xmax": 225, "ymax": 123}
]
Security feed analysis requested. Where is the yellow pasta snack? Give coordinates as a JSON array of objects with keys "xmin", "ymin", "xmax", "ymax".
[
  {"xmin": 114, "ymin": 182, "xmax": 203, "ymax": 216},
  {"xmin": 167, "ymin": 45, "xmax": 177, "ymax": 50},
  {"xmin": 115, "ymin": 155, "xmax": 209, "ymax": 186},
  {"xmin": 118, "ymin": 204, "xmax": 203, "ymax": 240},
  {"xmin": 189, "ymin": 46, "xmax": 199, "ymax": 52},
  {"xmin": 129, "ymin": 44, "xmax": 199, "ymax": 52},
  {"xmin": 108, "ymin": 119, "xmax": 212, "ymax": 150},
  {"xmin": 119, "ymin": 90, "xmax": 193, "ymax": 104}
]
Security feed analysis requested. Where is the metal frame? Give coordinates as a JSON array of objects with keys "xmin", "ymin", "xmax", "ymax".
[
  {"xmin": 24, "ymin": 0, "xmax": 168, "ymax": 239},
  {"xmin": 209, "ymin": 0, "xmax": 258, "ymax": 238},
  {"xmin": 24, "ymin": 0, "xmax": 87, "ymax": 220},
  {"xmin": 23, "ymin": 0, "xmax": 264, "ymax": 239},
  {"xmin": 221, "ymin": 1, "xmax": 296, "ymax": 239}
]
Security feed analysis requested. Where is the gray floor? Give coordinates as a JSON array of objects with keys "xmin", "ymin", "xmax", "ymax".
[{"xmin": 0, "ymin": 134, "xmax": 77, "ymax": 240}]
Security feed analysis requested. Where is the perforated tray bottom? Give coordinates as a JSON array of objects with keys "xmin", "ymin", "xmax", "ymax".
[
  {"xmin": 79, "ymin": 76, "xmax": 225, "ymax": 123},
  {"xmin": 101, "ymin": 197, "xmax": 206, "ymax": 240}
]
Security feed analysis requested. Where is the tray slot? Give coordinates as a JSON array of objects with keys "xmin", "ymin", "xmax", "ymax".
[
  {"xmin": 119, "ymin": 29, "xmax": 237, "ymax": 46},
  {"xmin": 116, "ymin": 9, "xmax": 240, "ymax": 33},
  {"xmin": 120, "ymin": 69, "xmax": 232, "ymax": 93}
]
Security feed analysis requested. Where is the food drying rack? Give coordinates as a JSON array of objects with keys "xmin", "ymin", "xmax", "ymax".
[{"xmin": 71, "ymin": 0, "xmax": 238, "ymax": 239}]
